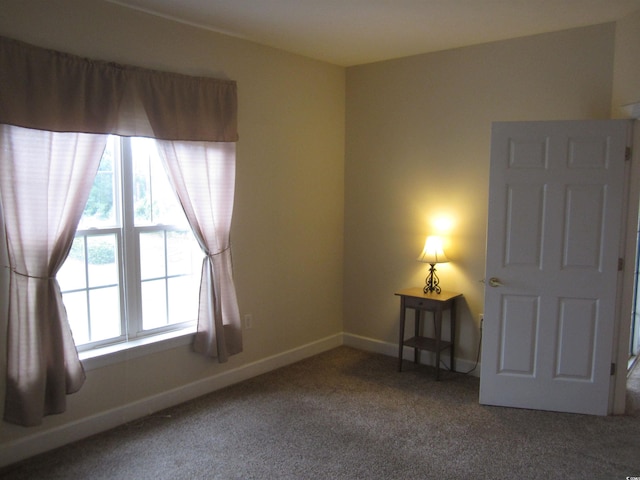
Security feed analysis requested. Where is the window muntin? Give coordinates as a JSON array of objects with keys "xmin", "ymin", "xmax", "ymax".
[{"xmin": 58, "ymin": 136, "xmax": 202, "ymax": 351}]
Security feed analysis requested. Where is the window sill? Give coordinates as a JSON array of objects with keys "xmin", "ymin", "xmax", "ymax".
[{"xmin": 79, "ymin": 326, "xmax": 197, "ymax": 371}]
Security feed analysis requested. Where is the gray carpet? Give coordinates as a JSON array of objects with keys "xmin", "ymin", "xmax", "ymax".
[{"xmin": 2, "ymin": 346, "xmax": 640, "ymax": 479}]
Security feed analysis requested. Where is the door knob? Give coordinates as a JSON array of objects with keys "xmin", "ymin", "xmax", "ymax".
[{"xmin": 488, "ymin": 277, "xmax": 504, "ymax": 287}]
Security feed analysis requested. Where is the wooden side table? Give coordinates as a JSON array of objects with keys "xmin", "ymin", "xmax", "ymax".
[{"xmin": 395, "ymin": 288, "xmax": 462, "ymax": 380}]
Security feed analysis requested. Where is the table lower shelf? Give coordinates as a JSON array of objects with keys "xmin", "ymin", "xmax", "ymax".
[{"xmin": 403, "ymin": 336, "xmax": 452, "ymax": 352}]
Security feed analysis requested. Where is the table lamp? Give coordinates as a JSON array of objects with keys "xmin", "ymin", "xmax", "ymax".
[{"xmin": 417, "ymin": 235, "xmax": 448, "ymax": 294}]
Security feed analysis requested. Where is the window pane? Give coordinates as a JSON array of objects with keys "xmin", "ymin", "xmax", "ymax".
[
  {"xmin": 89, "ymin": 287, "xmax": 121, "ymax": 342},
  {"xmin": 140, "ymin": 231, "xmax": 166, "ymax": 280},
  {"xmin": 58, "ymin": 237, "xmax": 86, "ymax": 291},
  {"xmin": 131, "ymin": 137, "xmax": 187, "ymax": 227},
  {"xmin": 63, "ymin": 291, "xmax": 89, "ymax": 345},
  {"xmin": 79, "ymin": 136, "xmax": 118, "ymax": 229},
  {"xmin": 141, "ymin": 229, "xmax": 201, "ymax": 331},
  {"xmin": 87, "ymin": 234, "xmax": 119, "ymax": 287},
  {"xmin": 141, "ymin": 279, "xmax": 168, "ymax": 330},
  {"xmin": 167, "ymin": 230, "xmax": 201, "ymax": 276},
  {"xmin": 168, "ymin": 276, "xmax": 199, "ymax": 323}
]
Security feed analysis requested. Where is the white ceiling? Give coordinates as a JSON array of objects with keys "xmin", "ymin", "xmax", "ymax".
[{"xmin": 107, "ymin": 0, "xmax": 640, "ymax": 66}]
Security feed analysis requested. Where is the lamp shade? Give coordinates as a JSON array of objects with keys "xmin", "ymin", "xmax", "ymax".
[{"xmin": 417, "ymin": 236, "xmax": 448, "ymax": 264}]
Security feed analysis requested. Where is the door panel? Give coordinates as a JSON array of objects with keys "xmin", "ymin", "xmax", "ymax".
[
  {"xmin": 563, "ymin": 185, "xmax": 605, "ymax": 269},
  {"xmin": 505, "ymin": 184, "xmax": 544, "ymax": 266},
  {"xmin": 555, "ymin": 297, "xmax": 596, "ymax": 379},
  {"xmin": 499, "ymin": 294, "xmax": 538, "ymax": 375},
  {"xmin": 480, "ymin": 120, "xmax": 630, "ymax": 415}
]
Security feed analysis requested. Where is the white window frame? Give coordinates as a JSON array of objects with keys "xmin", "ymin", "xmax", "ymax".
[{"xmin": 61, "ymin": 136, "xmax": 200, "ymax": 369}]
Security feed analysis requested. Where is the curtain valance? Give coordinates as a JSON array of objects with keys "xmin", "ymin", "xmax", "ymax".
[{"xmin": 0, "ymin": 36, "xmax": 238, "ymax": 142}]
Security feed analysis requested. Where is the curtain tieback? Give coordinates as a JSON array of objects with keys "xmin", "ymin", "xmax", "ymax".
[
  {"xmin": 206, "ymin": 246, "xmax": 230, "ymax": 258},
  {"xmin": 3, "ymin": 265, "xmax": 54, "ymax": 280}
]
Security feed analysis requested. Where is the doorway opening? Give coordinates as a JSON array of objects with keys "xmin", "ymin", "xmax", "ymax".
[
  {"xmin": 629, "ymin": 121, "xmax": 640, "ymax": 375},
  {"xmin": 630, "ymin": 226, "xmax": 640, "ymax": 372}
]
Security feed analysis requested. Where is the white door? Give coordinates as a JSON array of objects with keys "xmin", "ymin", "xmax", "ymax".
[{"xmin": 480, "ymin": 120, "xmax": 630, "ymax": 415}]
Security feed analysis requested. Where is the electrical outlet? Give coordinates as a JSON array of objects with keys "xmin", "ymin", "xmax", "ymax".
[{"xmin": 244, "ymin": 314, "xmax": 253, "ymax": 330}]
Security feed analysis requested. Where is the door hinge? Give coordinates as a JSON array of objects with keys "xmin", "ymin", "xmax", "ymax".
[
  {"xmin": 618, "ymin": 258, "xmax": 624, "ymax": 271},
  {"xmin": 626, "ymin": 147, "xmax": 632, "ymax": 161},
  {"xmin": 611, "ymin": 363, "xmax": 616, "ymax": 375}
]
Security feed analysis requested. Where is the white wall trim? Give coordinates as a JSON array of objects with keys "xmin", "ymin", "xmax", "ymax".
[
  {"xmin": 613, "ymin": 119, "xmax": 640, "ymax": 414},
  {"xmin": 0, "ymin": 333, "xmax": 343, "ymax": 468}
]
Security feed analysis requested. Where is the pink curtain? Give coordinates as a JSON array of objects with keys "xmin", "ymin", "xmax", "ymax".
[
  {"xmin": 155, "ymin": 141, "xmax": 242, "ymax": 361},
  {"xmin": 0, "ymin": 125, "xmax": 107, "ymax": 426}
]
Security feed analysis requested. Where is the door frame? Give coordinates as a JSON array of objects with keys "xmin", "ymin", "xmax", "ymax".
[{"xmin": 614, "ymin": 119, "xmax": 639, "ymax": 414}]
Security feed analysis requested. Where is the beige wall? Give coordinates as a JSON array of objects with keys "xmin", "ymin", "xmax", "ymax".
[
  {"xmin": 0, "ymin": 0, "xmax": 344, "ymax": 450},
  {"xmin": 344, "ymin": 23, "xmax": 616, "ymax": 363}
]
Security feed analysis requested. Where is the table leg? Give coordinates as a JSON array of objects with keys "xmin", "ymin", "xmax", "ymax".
[
  {"xmin": 450, "ymin": 299, "xmax": 456, "ymax": 373},
  {"xmin": 434, "ymin": 307, "xmax": 442, "ymax": 381},
  {"xmin": 414, "ymin": 309, "xmax": 420, "ymax": 364},
  {"xmin": 398, "ymin": 298, "xmax": 406, "ymax": 372}
]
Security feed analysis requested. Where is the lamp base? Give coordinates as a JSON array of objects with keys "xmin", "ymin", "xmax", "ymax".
[{"xmin": 423, "ymin": 264, "xmax": 441, "ymax": 294}]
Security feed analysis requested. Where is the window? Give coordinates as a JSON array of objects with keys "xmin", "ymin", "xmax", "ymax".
[
  {"xmin": 1, "ymin": 37, "xmax": 240, "ymax": 426},
  {"xmin": 57, "ymin": 136, "xmax": 203, "ymax": 351}
]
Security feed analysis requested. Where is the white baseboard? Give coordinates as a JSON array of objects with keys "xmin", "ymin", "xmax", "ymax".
[
  {"xmin": 0, "ymin": 333, "xmax": 343, "ymax": 468},
  {"xmin": 342, "ymin": 332, "xmax": 481, "ymax": 378}
]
